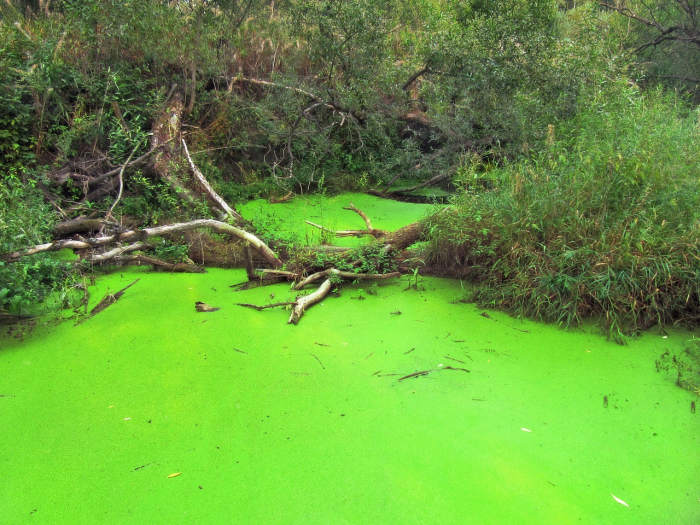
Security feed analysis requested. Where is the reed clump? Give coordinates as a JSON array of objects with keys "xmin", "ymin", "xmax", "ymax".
[{"xmin": 425, "ymin": 85, "xmax": 699, "ymax": 341}]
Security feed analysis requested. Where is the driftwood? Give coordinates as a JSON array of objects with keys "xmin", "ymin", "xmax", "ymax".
[{"xmin": 234, "ymin": 203, "xmax": 422, "ymax": 324}]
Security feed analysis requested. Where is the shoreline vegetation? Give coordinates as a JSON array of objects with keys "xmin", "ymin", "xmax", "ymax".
[{"xmin": 1, "ymin": 1, "xmax": 698, "ymax": 341}]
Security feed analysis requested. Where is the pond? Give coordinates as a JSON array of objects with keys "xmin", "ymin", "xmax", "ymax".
[{"xmin": 0, "ymin": 195, "xmax": 697, "ymax": 524}]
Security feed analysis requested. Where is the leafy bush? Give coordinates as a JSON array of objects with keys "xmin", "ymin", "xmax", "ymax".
[
  {"xmin": 0, "ymin": 176, "xmax": 76, "ymax": 314},
  {"xmin": 425, "ymin": 83, "xmax": 699, "ymax": 340}
]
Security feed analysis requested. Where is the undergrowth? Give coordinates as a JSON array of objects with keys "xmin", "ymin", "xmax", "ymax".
[{"xmin": 425, "ymin": 84, "xmax": 699, "ymax": 342}]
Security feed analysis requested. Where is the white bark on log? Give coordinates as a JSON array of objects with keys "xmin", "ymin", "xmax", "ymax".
[
  {"xmin": 181, "ymin": 139, "xmax": 242, "ymax": 221},
  {"xmin": 288, "ymin": 278, "xmax": 332, "ymax": 324},
  {"xmin": 87, "ymin": 242, "xmax": 148, "ymax": 263},
  {"xmin": 4, "ymin": 219, "xmax": 282, "ymax": 268},
  {"xmin": 304, "ymin": 221, "xmax": 384, "ymax": 239},
  {"xmin": 293, "ymin": 268, "xmax": 401, "ymax": 290}
]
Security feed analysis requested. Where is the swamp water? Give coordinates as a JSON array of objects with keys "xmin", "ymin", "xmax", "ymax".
[{"xmin": 1, "ymin": 195, "xmax": 698, "ymax": 524}]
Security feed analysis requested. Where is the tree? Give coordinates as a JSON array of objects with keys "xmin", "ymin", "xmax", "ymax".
[{"xmin": 600, "ymin": 1, "xmax": 700, "ymax": 98}]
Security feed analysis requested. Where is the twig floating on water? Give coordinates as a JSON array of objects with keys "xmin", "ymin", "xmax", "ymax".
[
  {"xmin": 77, "ymin": 279, "xmax": 140, "ymax": 324},
  {"xmin": 311, "ymin": 353, "xmax": 325, "ymax": 369},
  {"xmin": 444, "ymin": 365, "xmax": 470, "ymax": 373},
  {"xmin": 236, "ymin": 301, "xmax": 295, "ymax": 311},
  {"xmin": 398, "ymin": 370, "xmax": 431, "ymax": 381},
  {"xmin": 480, "ymin": 311, "xmax": 529, "ymax": 333},
  {"xmin": 397, "ymin": 365, "xmax": 470, "ymax": 382},
  {"xmin": 314, "ymin": 342, "xmax": 330, "ymax": 347},
  {"xmin": 404, "ymin": 347, "xmax": 415, "ymax": 354},
  {"xmin": 444, "ymin": 355, "xmax": 466, "ymax": 364},
  {"xmin": 233, "ymin": 348, "xmax": 247, "ymax": 354}
]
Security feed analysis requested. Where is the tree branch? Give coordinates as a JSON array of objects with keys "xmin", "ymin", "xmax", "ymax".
[
  {"xmin": 182, "ymin": 138, "xmax": 243, "ymax": 221},
  {"xmin": 3, "ymin": 219, "xmax": 282, "ymax": 268}
]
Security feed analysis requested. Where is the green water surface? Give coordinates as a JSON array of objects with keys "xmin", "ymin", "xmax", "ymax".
[{"xmin": 1, "ymin": 194, "xmax": 698, "ymax": 524}]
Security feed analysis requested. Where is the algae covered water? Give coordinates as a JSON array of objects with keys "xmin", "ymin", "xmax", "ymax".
[{"xmin": 1, "ymin": 267, "xmax": 698, "ymax": 524}]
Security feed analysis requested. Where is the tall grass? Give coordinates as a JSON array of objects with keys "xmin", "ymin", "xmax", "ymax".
[{"xmin": 426, "ymin": 83, "xmax": 699, "ymax": 341}]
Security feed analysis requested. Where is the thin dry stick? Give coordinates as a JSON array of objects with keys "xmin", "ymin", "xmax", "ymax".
[
  {"xmin": 182, "ymin": 138, "xmax": 242, "ymax": 221},
  {"xmin": 103, "ymin": 139, "xmax": 143, "ymax": 228}
]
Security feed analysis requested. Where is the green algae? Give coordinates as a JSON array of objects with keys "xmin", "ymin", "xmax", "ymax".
[
  {"xmin": 239, "ymin": 192, "xmax": 435, "ymax": 248},
  {"xmin": 1, "ymin": 267, "xmax": 698, "ymax": 525}
]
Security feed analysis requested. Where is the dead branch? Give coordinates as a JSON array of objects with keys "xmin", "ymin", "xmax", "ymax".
[
  {"xmin": 398, "ymin": 365, "xmax": 470, "ymax": 381},
  {"xmin": 53, "ymin": 217, "xmax": 109, "ymax": 236},
  {"xmin": 3, "ymin": 219, "xmax": 282, "ymax": 268},
  {"xmin": 305, "ymin": 203, "xmax": 386, "ymax": 239},
  {"xmin": 115, "ymin": 254, "xmax": 205, "ymax": 273},
  {"xmin": 293, "ymin": 268, "xmax": 400, "ymax": 290},
  {"xmin": 231, "ymin": 77, "xmax": 364, "ymax": 124},
  {"xmin": 399, "ymin": 172, "xmax": 450, "ymax": 193},
  {"xmin": 289, "ymin": 278, "xmax": 332, "ymax": 324},
  {"xmin": 86, "ymin": 242, "xmax": 149, "ymax": 263},
  {"xmin": 599, "ymin": 2, "xmax": 700, "ymax": 50},
  {"xmin": 305, "ymin": 220, "xmax": 378, "ymax": 238},
  {"xmin": 182, "ymin": 138, "xmax": 243, "ymax": 221},
  {"xmin": 236, "ymin": 301, "xmax": 296, "ymax": 311},
  {"xmin": 70, "ymin": 142, "xmax": 164, "ymax": 190},
  {"xmin": 269, "ymin": 191, "xmax": 294, "ymax": 203},
  {"xmin": 402, "ymin": 66, "xmax": 430, "ymax": 91},
  {"xmin": 255, "ymin": 269, "xmax": 300, "ymax": 279},
  {"xmin": 80, "ymin": 279, "xmax": 139, "ymax": 322},
  {"xmin": 343, "ymin": 203, "xmax": 373, "ymax": 230},
  {"xmin": 104, "ymin": 139, "xmax": 143, "ymax": 227},
  {"xmin": 381, "ymin": 222, "xmax": 424, "ymax": 251}
]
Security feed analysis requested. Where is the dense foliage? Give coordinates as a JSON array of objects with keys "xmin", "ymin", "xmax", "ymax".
[
  {"xmin": 426, "ymin": 83, "xmax": 699, "ymax": 339},
  {"xmin": 0, "ymin": 0, "xmax": 697, "ymax": 337}
]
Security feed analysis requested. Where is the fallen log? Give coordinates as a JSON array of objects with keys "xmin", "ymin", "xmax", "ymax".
[
  {"xmin": 53, "ymin": 217, "xmax": 109, "ymax": 237},
  {"xmin": 86, "ymin": 242, "xmax": 148, "ymax": 263},
  {"xmin": 114, "ymin": 254, "xmax": 205, "ymax": 273},
  {"xmin": 293, "ymin": 268, "xmax": 401, "ymax": 290},
  {"xmin": 3, "ymin": 219, "xmax": 282, "ymax": 269}
]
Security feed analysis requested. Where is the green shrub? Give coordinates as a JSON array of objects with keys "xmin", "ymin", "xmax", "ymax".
[
  {"xmin": 426, "ymin": 83, "xmax": 699, "ymax": 341},
  {"xmin": 0, "ymin": 176, "xmax": 78, "ymax": 314}
]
